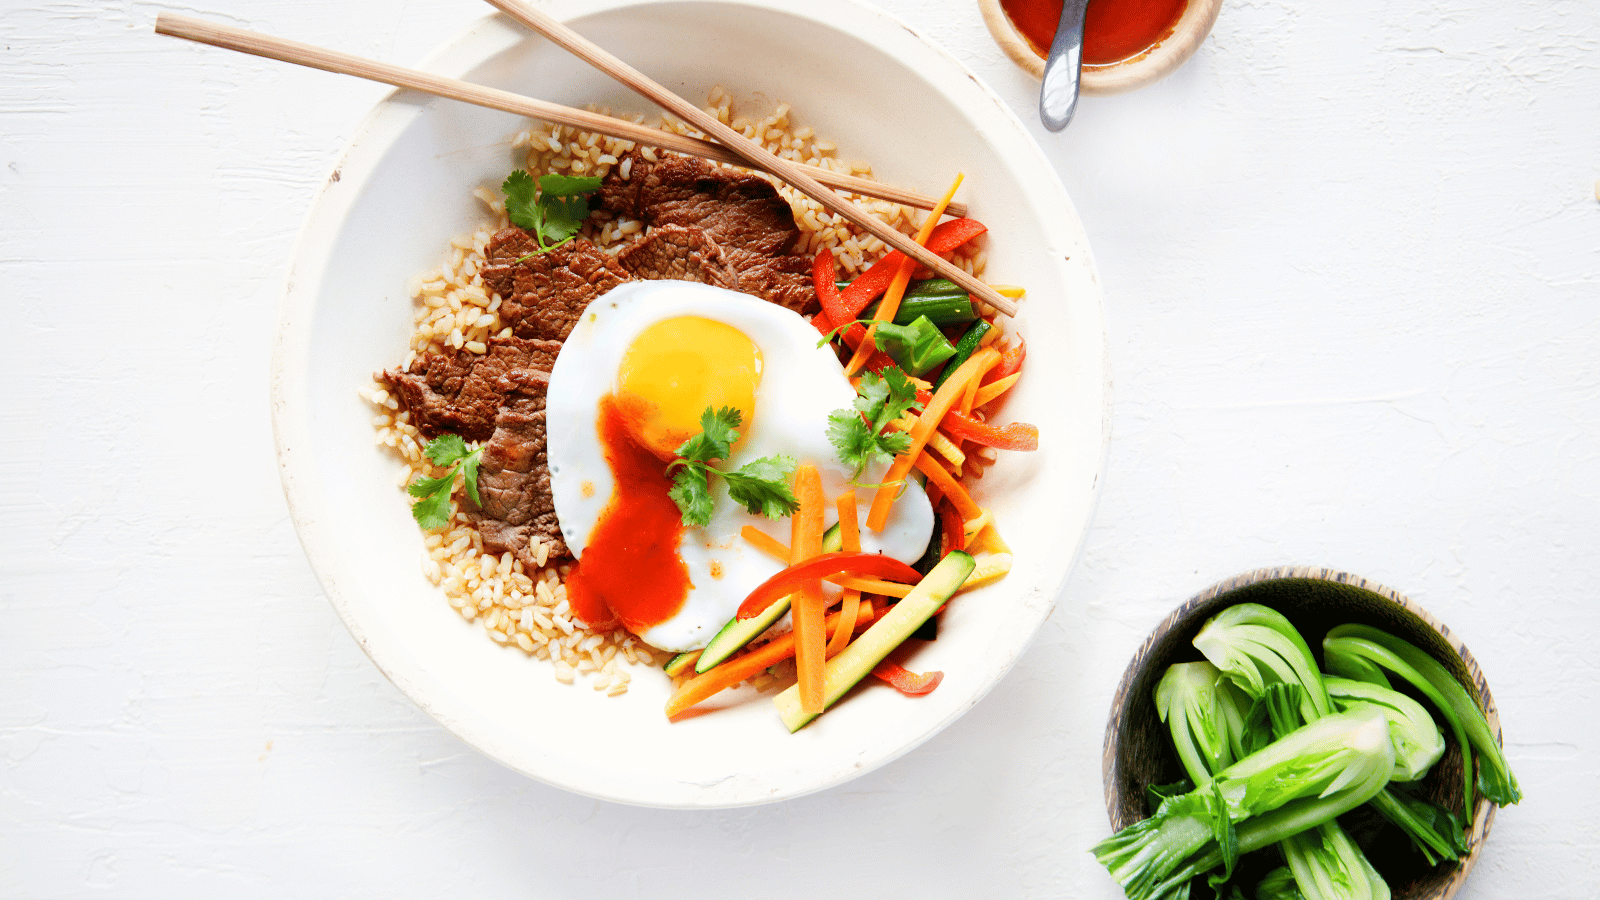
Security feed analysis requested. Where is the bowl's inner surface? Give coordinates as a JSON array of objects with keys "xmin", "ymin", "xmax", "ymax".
[{"xmin": 1111, "ymin": 576, "xmax": 1496, "ymax": 897}]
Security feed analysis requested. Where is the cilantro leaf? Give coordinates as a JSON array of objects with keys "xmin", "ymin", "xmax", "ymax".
[
  {"xmin": 406, "ymin": 472, "xmax": 455, "ymax": 499},
  {"xmin": 724, "ymin": 455, "xmax": 800, "ymax": 518},
  {"xmin": 666, "ymin": 408, "xmax": 796, "ymax": 526},
  {"xmin": 668, "ymin": 464, "xmax": 714, "ymax": 528},
  {"xmin": 826, "ymin": 409, "xmax": 880, "ymax": 478},
  {"xmin": 828, "ymin": 366, "xmax": 924, "ymax": 481},
  {"xmin": 424, "ymin": 432, "xmax": 471, "ymax": 467},
  {"xmin": 411, "ymin": 489, "xmax": 454, "ymax": 531},
  {"xmin": 674, "ymin": 406, "xmax": 740, "ymax": 465},
  {"xmin": 500, "ymin": 170, "xmax": 603, "ymax": 258},
  {"xmin": 502, "ymin": 170, "xmax": 542, "ymax": 233},
  {"xmin": 407, "ymin": 433, "xmax": 483, "ymax": 531},
  {"xmin": 536, "ymin": 173, "xmax": 601, "ymax": 245}
]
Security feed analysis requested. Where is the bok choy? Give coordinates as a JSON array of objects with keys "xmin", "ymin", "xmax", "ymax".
[
  {"xmin": 1324, "ymin": 624, "xmax": 1522, "ymax": 808},
  {"xmin": 1093, "ymin": 707, "xmax": 1395, "ymax": 900}
]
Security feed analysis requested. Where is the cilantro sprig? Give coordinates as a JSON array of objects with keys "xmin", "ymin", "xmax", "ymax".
[
  {"xmin": 502, "ymin": 170, "xmax": 604, "ymax": 258},
  {"xmin": 407, "ymin": 434, "xmax": 484, "ymax": 530},
  {"xmin": 827, "ymin": 366, "xmax": 923, "ymax": 482},
  {"xmin": 667, "ymin": 407, "xmax": 799, "ymax": 527}
]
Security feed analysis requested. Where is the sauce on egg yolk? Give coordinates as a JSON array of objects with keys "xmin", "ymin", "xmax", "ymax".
[
  {"xmin": 564, "ymin": 394, "xmax": 692, "ymax": 634},
  {"xmin": 566, "ymin": 317, "xmax": 763, "ymax": 635},
  {"xmin": 614, "ymin": 316, "xmax": 762, "ymax": 460}
]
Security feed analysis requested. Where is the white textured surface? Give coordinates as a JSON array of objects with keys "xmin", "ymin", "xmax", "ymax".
[{"xmin": 2, "ymin": 0, "xmax": 1596, "ymax": 895}]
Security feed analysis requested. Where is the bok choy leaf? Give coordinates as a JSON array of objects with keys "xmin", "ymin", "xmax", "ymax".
[
  {"xmin": 1324, "ymin": 624, "xmax": 1521, "ymax": 808},
  {"xmin": 1093, "ymin": 707, "xmax": 1395, "ymax": 900}
]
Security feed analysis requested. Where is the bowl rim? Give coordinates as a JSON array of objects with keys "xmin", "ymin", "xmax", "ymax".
[
  {"xmin": 1100, "ymin": 565, "xmax": 1500, "ymax": 897},
  {"xmin": 978, "ymin": 0, "xmax": 1223, "ymax": 95}
]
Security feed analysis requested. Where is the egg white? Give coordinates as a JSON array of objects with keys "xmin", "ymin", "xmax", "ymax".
[{"xmin": 545, "ymin": 281, "xmax": 935, "ymax": 653}]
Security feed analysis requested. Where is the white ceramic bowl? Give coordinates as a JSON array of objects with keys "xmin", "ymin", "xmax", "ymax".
[{"xmin": 272, "ymin": 0, "xmax": 1109, "ymax": 808}]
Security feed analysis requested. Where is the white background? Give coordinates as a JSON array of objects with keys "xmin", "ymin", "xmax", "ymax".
[{"xmin": 4, "ymin": 0, "xmax": 1597, "ymax": 896}]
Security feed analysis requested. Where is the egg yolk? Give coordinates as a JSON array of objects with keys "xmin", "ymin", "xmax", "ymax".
[{"xmin": 614, "ymin": 316, "xmax": 762, "ymax": 460}]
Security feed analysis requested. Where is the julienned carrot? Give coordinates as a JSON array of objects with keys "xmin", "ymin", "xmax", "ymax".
[
  {"xmin": 914, "ymin": 451, "xmax": 981, "ymax": 520},
  {"xmin": 836, "ymin": 490, "xmax": 861, "ymax": 555},
  {"xmin": 830, "ymin": 574, "xmax": 913, "ymax": 598},
  {"xmin": 940, "ymin": 411, "xmax": 1039, "ymax": 452},
  {"xmin": 736, "ymin": 552, "xmax": 924, "ymax": 618},
  {"xmin": 846, "ymin": 174, "xmax": 965, "ymax": 376},
  {"xmin": 740, "ymin": 524, "xmax": 789, "ymax": 561},
  {"xmin": 664, "ymin": 601, "xmax": 876, "ymax": 718},
  {"xmin": 972, "ymin": 373, "xmax": 1020, "ymax": 408},
  {"xmin": 866, "ymin": 347, "xmax": 1001, "ymax": 532},
  {"xmin": 839, "ymin": 217, "xmax": 989, "ymax": 318},
  {"xmin": 872, "ymin": 659, "xmax": 944, "ymax": 696},
  {"xmin": 826, "ymin": 492, "xmax": 863, "ymax": 658},
  {"xmin": 790, "ymin": 463, "xmax": 827, "ymax": 716}
]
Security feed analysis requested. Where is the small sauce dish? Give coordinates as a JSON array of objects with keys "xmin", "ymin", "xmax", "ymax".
[{"xmin": 980, "ymin": 0, "xmax": 1223, "ymax": 95}]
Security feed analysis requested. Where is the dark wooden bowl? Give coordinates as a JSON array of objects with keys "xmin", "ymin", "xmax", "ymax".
[{"xmin": 1102, "ymin": 566, "xmax": 1501, "ymax": 900}]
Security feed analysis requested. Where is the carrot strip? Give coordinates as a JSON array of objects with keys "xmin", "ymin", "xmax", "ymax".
[
  {"xmin": 740, "ymin": 525, "xmax": 791, "ymax": 562},
  {"xmin": 830, "ymin": 574, "xmax": 914, "ymax": 598},
  {"xmin": 826, "ymin": 491, "xmax": 863, "ymax": 658},
  {"xmin": 846, "ymin": 174, "xmax": 965, "ymax": 376},
  {"xmin": 737, "ymin": 552, "xmax": 923, "ymax": 619},
  {"xmin": 790, "ymin": 464, "xmax": 827, "ymax": 715},
  {"xmin": 835, "ymin": 490, "xmax": 861, "ymax": 555},
  {"xmin": 828, "ymin": 590, "xmax": 860, "ymax": 659},
  {"xmin": 914, "ymin": 451, "xmax": 981, "ymax": 520},
  {"xmin": 972, "ymin": 373, "xmax": 1020, "ymax": 409},
  {"xmin": 866, "ymin": 347, "xmax": 1000, "ymax": 532},
  {"xmin": 664, "ymin": 601, "xmax": 875, "ymax": 718}
]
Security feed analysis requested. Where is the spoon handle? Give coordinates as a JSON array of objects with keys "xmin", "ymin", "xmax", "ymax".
[{"xmin": 1039, "ymin": 0, "xmax": 1091, "ymax": 131}]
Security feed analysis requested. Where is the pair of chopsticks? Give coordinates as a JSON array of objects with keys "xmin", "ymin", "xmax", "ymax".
[{"xmin": 154, "ymin": 2, "xmax": 1016, "ymax": 317}]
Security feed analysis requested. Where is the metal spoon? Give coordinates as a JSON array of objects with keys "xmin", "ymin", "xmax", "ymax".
[{"xmin": 1039, "ymin": 0, "xmax": 1091, "ymax": 131}]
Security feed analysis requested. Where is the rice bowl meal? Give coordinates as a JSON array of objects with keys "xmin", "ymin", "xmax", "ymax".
[
  {"xmin": 364, "ymin": 90, "xmax": 1023, "ymax": 720},
  {"xmin": 273, "ymin": 0, "xmax": 1107, "ymax": 806}
]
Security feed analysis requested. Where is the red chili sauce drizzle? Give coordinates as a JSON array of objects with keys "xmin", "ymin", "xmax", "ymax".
[
  {"xmin": 564, "ymin": 394, "xmax": 692, "ymax": 635},
  {"xmin": 1000, "ymin": 0, "xmax": 1189, "ymax": 66}
]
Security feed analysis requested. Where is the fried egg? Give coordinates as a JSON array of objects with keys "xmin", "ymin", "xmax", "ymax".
[{"xmin": 545, "ymin": 280, "xmax": 935, "ymax": 653}]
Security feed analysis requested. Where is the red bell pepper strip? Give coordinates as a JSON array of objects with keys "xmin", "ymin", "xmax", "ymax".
[
  {"xmin": 812, "ymin": 249, "xmax": 867, "ymax": 349},
  {"xmin": 940, "ymin": 410, "xmax": 1039, "ymax": 451},
  {"xmin": 984, "ymin": 336, "xmax": 1026, "ymax": 384},
  {"xmin": 736, "ymin": 552, "xmax": 923, "ymax": 620},
  {"xmin": 937, "ymin": 499, "xmax": 964, "ymax": 560},
  {"xmin": 838, "ymin": 218, "xmax": 990, "ymax": 318},
  {"xmin": 872, "ymin": 659, "xmax": 944, "ymax": 696}
]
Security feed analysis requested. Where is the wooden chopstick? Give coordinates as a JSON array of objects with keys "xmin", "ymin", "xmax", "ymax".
[
  {"xmin": 480, "ymin": 0, "xmax": 1018, "ymax": 318},
  {"xmin": 152, "ymin": 13, "xmax": 966, "ymax": 219}
]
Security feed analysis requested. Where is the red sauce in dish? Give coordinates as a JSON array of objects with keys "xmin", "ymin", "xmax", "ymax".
[
  {"xmin": 999, "ymin": 0, "xmax": 1189, "ymax": 66},
  {"xmin": 564, "ymin": 394, "xmax": 691, "ymax": 635}
]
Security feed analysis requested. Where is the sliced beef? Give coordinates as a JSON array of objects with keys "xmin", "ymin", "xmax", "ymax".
[
  {"xmin": 613, "ymin": 223, "xmax": 742, "ymax": 289},
  {"xmin": 598, "ymin": 153, "xmax": 818, "ymax": 315},
  {"xmin": 469, "ymin": 389, "xmax": 568, "ymax": 565},
  {"xmin": 480, "ymin": 231, "xmax": 633, "ymax": 342},
  {"xmin": 385, "ymin": 336, "xmax": 561, "ymax": 442}
]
